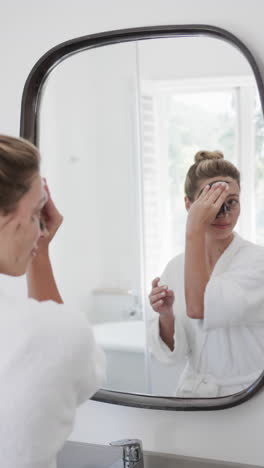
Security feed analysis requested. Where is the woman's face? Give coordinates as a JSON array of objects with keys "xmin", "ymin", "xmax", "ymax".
[
  {"xmin": 188, "ymin": 176, "xmax": 240, "ymax": 240},
  {"xmin": 0, "ymin": 173, "xmax": 47, "ymax": 276}
]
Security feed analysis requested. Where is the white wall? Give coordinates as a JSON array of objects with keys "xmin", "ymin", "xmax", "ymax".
[
  {"xmin": 2, "ymin": 0, "xmax": 264, "ymax": 466},
  {"xmin": 139, "ymin": 36, "xmax": 252, "ymax": 80}
]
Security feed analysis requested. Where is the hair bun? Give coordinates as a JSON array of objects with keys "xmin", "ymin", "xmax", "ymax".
[{"xmin": 194, "ymin": 150, "xmax": 224, "ymax": 164}]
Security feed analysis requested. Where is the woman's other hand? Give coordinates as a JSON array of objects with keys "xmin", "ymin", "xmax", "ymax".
[
  {"xmin": 149, "ymin": 277, "xmax": 175, "ymax": 350},
  {"xmin": 149, "ymin": 277, "xmax": 175, "ymax": 315}
]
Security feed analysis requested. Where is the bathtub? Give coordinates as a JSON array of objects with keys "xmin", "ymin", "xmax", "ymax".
[{"xmin": 93, "ymin": 320, "xmax": 185, "ymax": 395}]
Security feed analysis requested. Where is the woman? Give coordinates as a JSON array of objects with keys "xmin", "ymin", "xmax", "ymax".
[
  {"xmin": 0, "ymin": 135, "xmax": 105, "ymax": 468},
  {"xmin": 148, "ymin": 150, "xmax": 264, "ymax": 398}
]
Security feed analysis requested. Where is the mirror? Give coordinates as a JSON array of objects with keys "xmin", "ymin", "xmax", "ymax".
[{"xmin": 21, "ymin": 26, "xmax": 264, "ymax": 408}]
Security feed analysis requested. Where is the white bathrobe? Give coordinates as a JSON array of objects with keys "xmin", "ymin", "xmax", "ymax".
[
  {"xmin": 148, "ymin": 232, "xmax": 264, "ymax": 397},
  {"xmin": 0, "ymin": 293, "xmax": 105, "ymax": 468}
]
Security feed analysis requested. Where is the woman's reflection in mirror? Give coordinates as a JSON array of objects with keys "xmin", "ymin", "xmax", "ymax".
[{"xmin": 148, "ymin": 150, "xmax": 264, "ymax": 397}]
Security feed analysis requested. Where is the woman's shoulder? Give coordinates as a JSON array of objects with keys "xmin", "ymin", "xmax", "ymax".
[
  {"xmin": 234, "ymin": 232, "xmax": 264, "ymax": 257},
  {"xmin": 227, "ymin": 233, "xmax": 264, "ymax": 273},
  {"xmin": 0, "ymin": 293, "xmax": 91, "ymax": 344},
  {"xmin": 164, "ymin": 252, "xmax": 184, "ymax": 271},
  {"xmin": 160, "ymin": 253, "xmax": 185, "ymax": 286}
]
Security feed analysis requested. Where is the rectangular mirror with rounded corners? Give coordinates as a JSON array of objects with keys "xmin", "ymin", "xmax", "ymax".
[{"xmin": 20, "ymin": 25, "xmax": 264, "ymax": 410}]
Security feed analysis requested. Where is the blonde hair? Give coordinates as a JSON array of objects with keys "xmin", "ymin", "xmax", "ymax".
[
  {"xmin": 184, "ymin": 150, "xmax": 240, "ymax": 201},
  {"xmin": 0, "ymin": 135, "xmax": 40, "ymax": 214}
]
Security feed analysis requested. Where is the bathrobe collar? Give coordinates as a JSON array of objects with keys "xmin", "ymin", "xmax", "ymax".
[{"xmin": 212, "ymin": 231, "xmax": 245, "ymax": 277}]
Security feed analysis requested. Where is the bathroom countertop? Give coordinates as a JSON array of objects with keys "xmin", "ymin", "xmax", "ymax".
[
  {"xmin": 57, "ymin": 440, "xmax": 120, "ymax": 468},
  {"xmin": 57, "ymin": 440, "xmax": 263, "ymax": 468}
]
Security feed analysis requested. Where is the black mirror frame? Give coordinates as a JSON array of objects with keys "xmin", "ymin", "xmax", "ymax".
[{"xmin": 20, "ymin": 24, "xmax": 264, "ymax": 410}]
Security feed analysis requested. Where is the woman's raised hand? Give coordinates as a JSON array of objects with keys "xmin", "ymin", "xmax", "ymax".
[
  {"xmin": 149, "ymin": 277, "xmax": 175, "ymax": 315},
  {"xmin": 38, "ymin": 179, "xmax": 63, "ymax": 252},
  {"xmin": 186, "ymin": 181, "xmax": 228, "ymax": 235},
  {"xmin": 26, "ymin": 179, "xmax": 64, "ymax": 304}
]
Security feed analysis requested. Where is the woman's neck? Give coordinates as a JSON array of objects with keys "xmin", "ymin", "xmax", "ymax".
[{"xmin": 205, "ymin": 232, "xmax": 234, "ymax": 271}]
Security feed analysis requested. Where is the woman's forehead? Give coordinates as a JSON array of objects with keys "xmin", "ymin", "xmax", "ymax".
[{"xmin": 197, "ymin": 176, "xmax": 240, "ymax": 193}]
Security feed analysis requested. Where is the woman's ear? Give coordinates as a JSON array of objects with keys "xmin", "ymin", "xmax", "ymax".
[{"xmin": 184, "ymin": 196, "xmax": 191, "ymax": 211}]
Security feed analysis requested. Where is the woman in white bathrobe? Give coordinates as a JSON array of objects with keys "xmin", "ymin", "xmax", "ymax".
[
  {"xmin": 0, "ymin": 136, "xmax": 105, "ymax": 468},
  {"xmin": 149, "ymin": 150, "xmax": 264, "ymax": 398}
]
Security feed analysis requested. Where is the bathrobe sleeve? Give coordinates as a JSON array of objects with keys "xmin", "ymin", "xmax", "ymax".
[
  {"xmin": 61, "ymin": 304, "xmax": 106, "ymax": 405},
  {"xmin": 204, "ymin": 245, "xmax": 264, "ymax": 330},
  {"xmin": 26, "ymin": 297, "xmax": 106, "ymax": 405},
  {"xmin": 148, "ymin": 255, "xmax": 190, "ymax": 364},
  {"xmin": 148, "ymin": 311, "xmax": 189, "ymax": 365},
  {"xmin": 0, "ymin": 294, "xmax": 106, "ymax": 468}
]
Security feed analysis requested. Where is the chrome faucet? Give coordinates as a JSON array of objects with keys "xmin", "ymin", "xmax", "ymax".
[{"xmin": 109, "ymin": 439, "xmax": 144, "ymax": 468}]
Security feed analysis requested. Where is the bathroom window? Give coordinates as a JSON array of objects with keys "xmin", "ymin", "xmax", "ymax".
[{"xmin": 141, "ymin": 77, "xmax": 262, "ymax": 289}]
